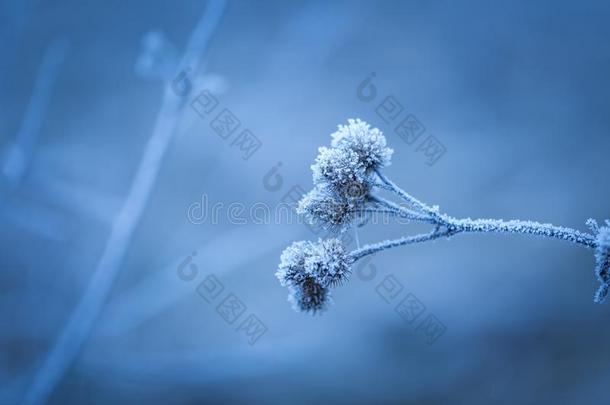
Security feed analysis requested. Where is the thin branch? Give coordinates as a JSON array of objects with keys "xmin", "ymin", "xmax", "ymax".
[
  {"xmin": 350, "ymin": 215, "xmax": 596, "ymax": 265},
  {"xmin": 367, "ymin": 194, "xmax": 433, "ymax": 223},
  {"xmin": 373, "ymin": 171, "xmax": 596, "ymax": 249},
  {"xmin": 375, "ymin": 170, "xmax": 441, "ymax": 220},
  {"xmin": 449, "ymin": 217, "xmax": 596, "ymax": 249},
  {"xmin": 350, "ymin": 228, "xmax": 450, "ymax": 261},
  {"xmin": 2, "ymin": 36, "xmax": 69, "ymax": 190},
  {"xmin": 356, "ymin": 208, "xmax": 431, "ymax": 224}
]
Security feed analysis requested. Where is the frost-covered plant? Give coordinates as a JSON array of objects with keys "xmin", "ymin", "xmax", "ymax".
[
  {"xmin": 287, "ymin": 277, "xmax": 331, "ymax": 314},
  {"xmin": 330, "ymin": 118, "xmax": 393, "ymax": 170},
  {"xmin": 276, "ymin": 240, "xmax": 315, "ymax": 288},
  {"xmin": 593, "ymin": 222, "xmax": 610, "ymax": 303},
  {"xmin": 311, "ymin": 146, "xmax": 370, "ymax": 199},
  {"xmin": 277, "ymin": 118, "xmax": 608, "ymax": 313},
  {"xmin": 305, "ymin": 238, "xmax": 351, "ymax": 287},
  {"xmin": 276, "ymin": 238, "xmax": 350, "ymax": 313},
  {"xmin": 296, "ymin": 186, "xmax": 358, "ymax": 230}
]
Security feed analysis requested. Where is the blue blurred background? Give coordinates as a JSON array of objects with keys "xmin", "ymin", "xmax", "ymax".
[{"xmin": 2, "ymin": 0, "xmax": 610, "ymax": 403}]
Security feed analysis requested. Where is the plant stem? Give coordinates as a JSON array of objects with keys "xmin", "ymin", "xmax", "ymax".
[
  {"xmin": 367, "ymin": 194, "xmax": 434, "ymax": 223},
  {"xmin": 350, "ymin": 228, "xmax": 450, "ymax": 261},
  {"xmin": 447, "ymin": 217, "xmax": 596, "ymax": 248},
  {"xmin": 350, "ymin": 214, "xmax": 596, "ymax": 263},
  {"xmin": 350, "ymin": 215, "xmax": 596, "ymax": 263},
  {"xmin": 375, "ymin": 170, "xmax": 441, "ymax": 220},
  {"xmin": 352, "ymin": 173, "xmax": 598, "ymax": 262}
]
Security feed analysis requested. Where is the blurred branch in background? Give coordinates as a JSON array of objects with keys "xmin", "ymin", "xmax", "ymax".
[
  {"xmin": 2, "ymin": 37, "xmax": 69, "ymax": 190},
  {"xmin": 0, "ymin": 37, "xmax": 69, "ymax": 241},
  {"xmin": 24, "ymin": 0, "xmax": 228, "ymax": 403}
]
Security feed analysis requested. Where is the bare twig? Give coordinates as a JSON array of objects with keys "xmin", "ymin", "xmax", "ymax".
[{"xmin": 24, "ymin": 1, "xmax": 227, "ymax": 403}]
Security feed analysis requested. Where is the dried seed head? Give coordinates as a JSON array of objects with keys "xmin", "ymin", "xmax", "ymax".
[
  {"xmin": 331, "ymin": 118, "xmax": 393, "ymax": 171},
  {"xmin": 277, "ymin": 238, "xmax": 352, "ymax": 313},
  {"xmin": 311, "ymin": 146, "xmax": 370, "ymax": 199},
  {"xmin": 305, "ymin": 238, "xmax": 352, "ymax": 287},
  {"xmin": 275, "ymin": 240, "xmax": 314, "ymax": 287},
  {"xmin": 287, "ymin": 276, "xmax": 331, "ymax": 314},
  {"xmin": 297, "ymin": 187, "xmax": 362, "ymax": 231}
]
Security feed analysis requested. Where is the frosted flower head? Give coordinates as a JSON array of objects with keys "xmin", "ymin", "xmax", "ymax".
[
  {"xmin": 331, "ymin": 118, "xmax": 393, "ymax": 171},
  {"xmin": 275, "ymin": 240, "xmax": 314, "ymax": 287},
  {"xmin": 277, "ymin": 238, "xmax": 351, "ymax": 313},
  {"xmin": 594, "ymin": 224, "xmax": 610, "ymax": 303},
  {"xmin": 287, "ymin": 276, "xmax": 330, "ymax": 314},
  {"xmin": 311, "ymin": 146, "xmax": 370, "ymax": 199},
  {"xmin": 305, "ymin": 238, "xmax": 351, "ymax": 287},
  {"xmin": 297, "ymin": 186, "xmax": 363, "ymax": 231}
]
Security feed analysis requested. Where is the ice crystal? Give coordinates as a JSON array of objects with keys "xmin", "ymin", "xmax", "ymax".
[
  {"xmin": 586, "ymin": 218, "xmax": 599, "ymax": 233},
  {"xmin": 331, "ymin": 118, "xmax": 393, "ymax": 170}
]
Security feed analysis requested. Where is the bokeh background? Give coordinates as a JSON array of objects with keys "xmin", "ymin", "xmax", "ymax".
[{"xmin": 2, "ymin": 0, "xmax": 610, "ymax": 403}]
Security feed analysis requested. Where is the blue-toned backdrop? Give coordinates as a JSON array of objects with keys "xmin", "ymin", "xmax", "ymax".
[{"xmin": 2, "ymin": 0, "xmax": 610, "ymax": 403}]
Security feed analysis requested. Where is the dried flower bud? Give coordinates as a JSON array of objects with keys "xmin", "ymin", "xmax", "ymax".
[
  {"xmin": 305, "ymin": 238, "xmax": 352, "ymax": 287},
  {"xmin": 331, "ymin": 118, "xmax": 393, "ymax": 171},
  {"xmin": 275, "ymin": 240, "xmax": 314, "ymax": 287},
  {"xmin": 277, "ymin": 238, "xmax": 351, "ymax": 313},
  {"xmin": 287, "ymin": 276, "xmax": 331, "ymax": 314},
  {"xmin": 297, "ymin": 186, "xmax": 362, "ymax": 231},
  {"xmin": 311, "ymin": 146, "xmax": 370, "ymax": 199}
]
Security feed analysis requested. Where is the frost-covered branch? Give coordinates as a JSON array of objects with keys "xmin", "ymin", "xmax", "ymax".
[
  {"xmin": 277, "ymin": 118, "xmax": 610, "ymax": 314},
  {"xmin": 350, "ymin": 228, "xmax": 451, "ymax": 261},
  {"xmin": 374, "ymin": 170, "xmax": 442, "ymax": 221},
  {"xmin": 367, "ymin": 194, "xmax": 434, "ymax": 223},
  {"xmin": 448, "ymin": 217, "xmax": 596, "ymax": 248}
]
